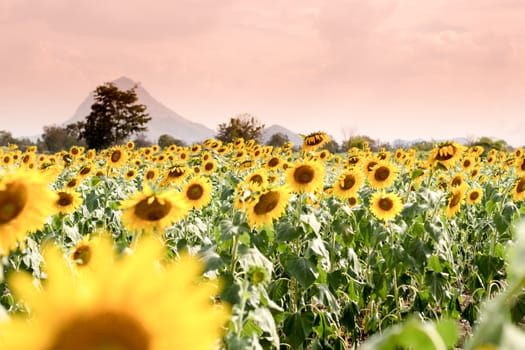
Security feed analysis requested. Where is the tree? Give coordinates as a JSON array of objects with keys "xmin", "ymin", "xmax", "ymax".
[
  {"xmin": 0, "ymin": 130, "xmax": 17, "ymax": 147},
  {"xmin": 265, "ymin": 132, "xmax": 289, "ymax": 147},
  {"xmin": 158, "ymin": 134, "xmax": 187, "ymax": 149},
  {"xmin": 68, "ymin": 82, "xmax": 151, "ymax": 150},
  {"xmin": 39, "ymin": 125, "xmax": 83, "ymax": 153},
  {"xmin": 216, "ymin": 113, "xmax": 265, "ymax": 143}
]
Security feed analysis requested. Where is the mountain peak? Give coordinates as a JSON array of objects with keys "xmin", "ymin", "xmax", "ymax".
[{"xmin": 111, "ymin": 76, "xmax": 139, "ymax": 90}]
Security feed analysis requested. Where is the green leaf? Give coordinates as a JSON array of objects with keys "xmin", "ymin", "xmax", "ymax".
[
  {"xmin": 435, "ymin": 318, "xmax": 459, "ymax": 349},
  {"xmin": 275, "ymin": 221, "xmax": 302, "ymax": 242},
  {"xmin": 283, "ymin": 311, "xmax": 315, "ymax": 348},
  {"xmin": 284, "ymin": 255, "xmax": 319, "ymax": 289},
  {"xmin": 300, "ymin": 213, "xmax": 321, "ymax": 235},
  {"xmin": 250, "ymin": 307, "xmax": 280, "ymax": 348}
]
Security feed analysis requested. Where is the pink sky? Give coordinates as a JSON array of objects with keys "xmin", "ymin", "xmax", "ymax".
[{"xmin": 1, "ymin": 0, "xmax": 524, "ymax": 146}]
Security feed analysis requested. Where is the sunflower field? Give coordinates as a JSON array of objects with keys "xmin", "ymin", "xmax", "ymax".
[{"xmin": 1, "ymin": 133, "xmax": 525, "ymax": 349}]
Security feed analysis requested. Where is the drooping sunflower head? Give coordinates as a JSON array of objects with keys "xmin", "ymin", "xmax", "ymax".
[
  {"xmin": 367, "ymin": 161, "xmax": 398, "ymax": 189},
  {"xmin": 369, "ymin": 191, "xmax": 403, "ymax": 223},
  {"xmin": 449, "ymin": 173, "xmax": 465, "ymax": 189},
  {"xmin": 302, "ymin": 131, "xmax": 331, "ymax": 152},
  {"xmin": 247, "ymin": 185, "xmax": 291, "ymax": 228},
  {"xmin": 0, "ymin": 169, "xmax": 58, "ymax": 255},
  {"xmin": 429, "ymin": 142, "xmax": 466, "ymax": 168},
  {"xmin": 286, "ymin": 160, "xmax": 326, "ymax": 193},
  {"xmin": 120, "ymin": 186, "xmax": 190, "ymax": 235},
  {"xmin": 182, "ymin": 176, "xmax": 213, "ymax": 210},
  {"xmin": 161, "ymin": 164, "xmax": 190, "ymax": 186}
]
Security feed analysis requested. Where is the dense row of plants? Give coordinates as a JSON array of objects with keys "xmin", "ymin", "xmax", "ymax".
[{"xmin": 1, "ymin": 132, "xmax": 525, "ymax": 349}]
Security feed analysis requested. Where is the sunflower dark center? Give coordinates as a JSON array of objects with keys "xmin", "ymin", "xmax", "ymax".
[
  {"xmin": 187, "ymin": 184, "xmax": 204, "ymax": 200},
  {"xmin": 435, "ymin": 146, "xmax": 456, "ymax": 161},
  {"xmin": 449, "ymin": 192, "xmax": 462, "ymax": 207},
  {"xmin": 126, "ymin": 170, "xmax": 135, "ymax": 177},
  {"xmin": 57, "ymin": 192, "xmax": 74, "ymax": 206},
  {"xmin": 451, "ymin": 177, "xmax": 462, "ymax": 187},
  {"xmin": 469, "ymin": 192, "xmax": 480, "ymax": 201},
  {"xmin": 521, "ymin": 161, "xmax": 525, "ymax": 171},
  {"xmin": 111, "ymin": 151, "xmax": 122, "ymax": 163},
  {"xmin": 348, "ymin": 197, "xmax": 357, "ymax": 206},
  {"xmin": 66, "ymin": 179, "xmax": 78, "ymax": 188},
  {"xmin": 517, "ymin": 178, "xmax": 525, "ymax": 193},
  {"xmin": 79, "ymin": 167, "xmax": 91, "ymax": 176},
  {"xmin": 463, "ymin": 160, "xmax": 471, "ymax": 167},
  {"xmin": 249, "ymin": 175, "xmax": 264, "ymax": 185},
  {"xmin": 374, "ymin": 166, "xmax": 390, "ymax": 181},
  {"xmin": 134, "ymin": 196, "xmax": 172, "ymax": 221},
  {"xmin": 294, "ymin": 165, "xmax": 314, "ymax": 184},
  {"xmin": 366, "ymin": 161, "xmax": 378, "ymax": 172},
  {"xmin": 168, "ymin": 168, "xmax": 185, "ymax": 178},
  {"xmin": 146, "ymin": 171, "xmax": 156, "ymax": 180},
  {"xmin": 268, "ymin": 157, "xmax": 279, "ymax": 167},
  {"xmin": 254, "ymin": 191, "xmax": 280, "ymax": 215},
  {"xmin": 204, "ymin": 163, "xmax": 214, "ymax": 171},
  {"xmin": 0, "ymin": 182, "xmax": 28, "ymax": 224},
  {"xmin": 378, "ymin": 197, "xmax": 393, "ymax": 211},
  {"xmin": 47, "ymin": 311, "xmax": 150, "ymax": 350},
  {"xmin": 72, "ymin": 245, "xmax": 92, "ymax": 266},
  {"xmin": 340, "ymin": 175, "xmax": 356, "ymax": 190}
]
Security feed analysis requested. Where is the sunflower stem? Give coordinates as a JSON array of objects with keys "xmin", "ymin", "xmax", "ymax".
[{"xmin": 230, "ymin": 234, "xmax": 239, "ymax": 275}]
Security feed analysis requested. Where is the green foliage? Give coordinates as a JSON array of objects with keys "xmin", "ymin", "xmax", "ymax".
[
  {"xmin": 158, "ymin": 134, "xmax": 186, "ymax": 149},
  {"xmin": 265, "ymin": 132, "xmax": 289, "ymax": 147},
  {"xmin": 69, "ymin": 82, "xmax": 151, "ymax": 150},
  {"xmin": 216, "ymin": 113, "xmax": 265, "ymax": 143},
  {"xmin": 39, "ymin": 125, "xmax": 83, "ymax": 152}
]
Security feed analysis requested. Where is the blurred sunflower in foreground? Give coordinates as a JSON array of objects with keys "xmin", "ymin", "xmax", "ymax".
[
  {"xmin": 0, "ymin": 169, "xmax": 57, "ymax": 255},
  {"xmin": 0, "ymin": 236, "xmax": 229, "ymax": 350}
]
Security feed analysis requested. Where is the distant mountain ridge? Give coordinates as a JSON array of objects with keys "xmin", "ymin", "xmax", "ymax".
[
  {"xmin": 63, "ymin": 77, "xmax": 216, "ymax": 144},
  {"xmin": 261, "ymin": 124, "xmax": 303, "ymax": 147}
]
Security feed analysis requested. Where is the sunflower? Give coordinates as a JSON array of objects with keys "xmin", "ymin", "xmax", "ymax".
[
  {"xmin": 266, "ymin": 156, "xmax": 282, "ymax": 170},
  {"xmin": 244, "ymin": 169, "xmax": 268, "ymax": 190},
  {"xmin": 286, "ymin": 160, "xmax": 325, "ymax": 193},
  {"xmin": 302, "ymin": 131, "xmax": 331, "ymax": 152},
  {"xmin": 362, "ymin": 157, "xmax": 380, "ymax": 175},
  {"xmin": 53, "ymin": 190, "xmax": 83, "ymax": 215},
  {"xmin": 332, "ymin": 170, "xmax": 364, "ymax": 199},
  {"xmin": 369, "ymin": 191, "xmax": 403, "ymax": 222},
  {"xmin": 367, "ymin": 161, "xmax": 398, "ymax": 189},
  {"xmin": 515, "ymin": 157, "xmax": 525, "ymax": 175},
  {"xmin": 107, "ymin": 146, "xmax": 128, "ymax": 169},
  {"xmin": 461, "ymin": 156, "xmax": 476, "ymax": 171},
  {"xmin": 0, "ymin": 169, "xmax": 57, "ymax": 255},
  {"xmin": 143, "ymin": 167, "xmax": 159, "ymax": 185},
  {"xmin": 77, "ymin": 164, "xmax": 93, "ymax": 179},
  {"xmin": 182, "ymin": 176, "xmax": 213, "ymax": 210},
  {"xmin": 512, "ymin": 175, "xmax": 525, "ymax": 202},
  {"xmin": 120, "ymin": 185, "xmax": 190, "ymax": 235},
  {"xmin": 449, "ymin": 173, "xmax": 464, "ymax": 189},
  {"xmin": 1, "ymin": 236, "xmax": 229, "ymax": 350},
  {"xmin": 466, "ymin": 187, "xmax": 483, "ymax": 205},
  {"xmin": 160, "ymin": 165, "xmax": 190, "ymax": 186},
  {"xmin": 347, "ymin": 194, "xmax": 360, "ymax": 208},
  {"xmin": 445, "ymin": 187, "xmax": 465, "ymax": 218},
  {"xmin": 428, "ymin": 142, "xmax": 466, "ymax": 168},
  {"xmin": 202, "ymin": 159, "xmax": 218, "ymax": 174},
  {"xmin": 246, "ymin": 186, "xmax": 291, "ymax": 228}
]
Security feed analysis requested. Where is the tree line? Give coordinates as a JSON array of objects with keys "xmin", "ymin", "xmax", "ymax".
[{"xmin": 0, "ymin": 82, "xmax": 519, "ymax": 153}]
